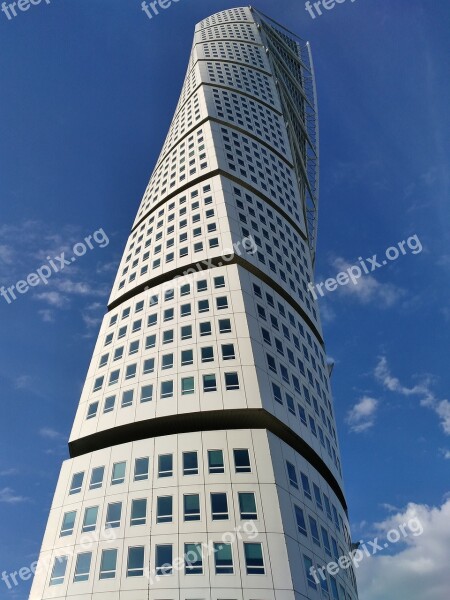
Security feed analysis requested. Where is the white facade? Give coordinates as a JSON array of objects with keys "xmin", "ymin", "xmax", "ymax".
[{"xmin": 30, "ymin": 8, "xmax": 359, "ymax": 600}]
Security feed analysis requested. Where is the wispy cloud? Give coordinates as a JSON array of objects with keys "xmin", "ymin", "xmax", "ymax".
[
  {"xmin": 0, "ymin": 468, "xmax": 18, "ymax": 477},
  {"xmin": 375, "ymin": 356, "xmax": 450, "ymax": 434},
  {"xmin": 331, "ymin": 257, "xmax": 404, "ymax": 307},
  {"xmin": 0, "ymin": 487, "xmax": 29, "ymax": 504},
  {"xmin": 346, "ymin": 396, "xmax": 379, "ymax": 433},
  {"xmin": 39, "ymin": 427, "xmax": 64, "ymax": 441}
]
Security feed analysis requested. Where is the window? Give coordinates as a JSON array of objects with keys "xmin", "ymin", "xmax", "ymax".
[
  {"xmin": 286, "ymin": 461, "xmax": 298, "ymax": 489},
  {"xmin": 238, "ymin": 492, "xmax": 257, "ymax": 519},
  {"xmin": 201, "ymin": 346, "xmax": 214, "ymax": 362},
  {"xmin": 99, "ymin": 549, "xmax": 118, "ymax": 579},
  {"xmin": 89, "ymin": 466, "xmax": 104, "ymax": 490},
  {"xmin": 125, "ymin": 364, "xmax": 136, "ymax": 379},
  {"xmin": 216, "ymin": 296, "xmax": 228, "ymax": 310},
  {"xmin": 158, "ymin": 453, "xmax": 173, "ymax": 477},
  {"xmin": 146, "ymin": 334, "xmax": 156, "ymax": 348},
  {"xmin": 197, "ymin": 280, "xmax": 207, "ymax": 292},
  {"xmin": 198, "ymin": 299, "xmax": 209, "ymax": 313},
  {"xmin": 184, "ymin": 494, "xmax": 200, "ymax": 521},
  {"xmin": 211, "ymin": 492, "xmax": 228, "ymax": 520},
  {"xmin": 313, "ymin": 483, "xmax": 323, "ymax": 510},
  {"xmin": 113, "ymin": 347, "xmax": 123, "ymax": 361},
  {"xmin": 132, "ymin": 319, "xmax": 142, "ymax": 333},
  {"xmin": 214, "ymin": 543, "xmax": 233, "ymax": 573},
  {"xmin": 93, "ymin": 376, "xmax": 104, "ymax": 392},
  {"xmin": 181, "ymin": 303, "xmax": 191, "ymax": 317},
  {"xmin": 161, "ymin": 380, "xmax": 174, "ymax": 398},
  {"xmin": 244, "ymin": 543, "xmax": 265, "ymax": 574},
  {"xmin": 301, "ymin": 472, "xmax": 312, "ymax": 500},
  {"xmin": 225, "ymin": 372, "xmax": 239, "ymax": 390},
  {"xmin": 109, "ymin": 369, "xmax": 120, "ymax": 385},
  {"xmin": 105, "ymin": 502, "xmax": 122, "ymax": 528},
  {"xmin": 49, "ymin": 556, "xmax": 68, "ymax": 586},
  {"xmin": 121, "ymin": 389, "xmax": 134, "ymax": 407},
  {"xmin": 69, "ymin": 472, "xmax": 84, "ymax": 495},
  {"xmin": 134, "ymin": 457, "xmax": 149, "ymax": 481},
  {"xmin": 104, "ymin": 395, "xmax": 115, "ymax": 413},
  {"xmin": 181, "ymin": 325, "xmax": 192, "ymax": 340},
  {"xmin": 163, "ymin": 330, "xmax": 174, "ymax": 344},
  {"xmin": 60, "ymin": 511, "xmax": 76, "ymax": 537},
  {"xmin": 129, "ymin": 340, "xmax": 139, "ymax": 355},
  {"xmin": 199, "ymin": 321, "xmax": 211, "ymax": 336},
  {"xmin": 233, "ymin": 449, "xmax": 251, "ymax": 472},
  {"xmin": 163, "ymin": 308, "xmax": 174, "ymax": 321},
  {"xmin": 156, "ymin": 545, "xmax": 173, "ymax": 576},
  {"xmin": 180, "ymin": 283, "xmax": 190, "ymax": 296},
  {"xmin": 322, "ymin": 526, "xmax": 332, "ymax": 556},
  {"xmin": 294, "ymin": 505, "xmax": 308, "ymax": 536},
  {"xmin": 184, "ymin": 543, "xmax": 203, "ymax": 574},
  {"xmin": 221, "ymin": 344, "xmax": 235, "ymax": 360},
  {"xmin": 214, "ymin": 276, "xmax": 225, "ymax": 288},
  {"xmin": 183, "ymin": 451, "xmax": 198, "ymax": 475},
  {"xmin": 162, "ymin": 353, "xmax": 174, "ymax": 369},
  {"xmin": 87, "ymin": 401, "xmax": 98, "ymax": 419},
  {"xmin": 127, "ymin": 546, "xmax": 145, "ymax": 577},
  {"xmin": 330, "ymin": 576, "xmax": 340, "ymax": 600},
  {"xmin": 303, "ymin": 555, "xmax": 317, "ymax": 589},
  {"xmin": 208, "ymin": 449, "xmax": 224, "ymax": 473},
  {"xmin": 82, "ymin": 506, "xmax": 98, "ymax": 533},
  {"xmin": 111, "ymin": 462, "xmax": 126, "ymax": 485},
  {"xmin": 156, "ymin": 496, "xmax": 173, "ymax": 523},
  {"xmin": 219, "ymin": 318, "xmax": 231, "ymax": 333},
  {"xmin": 181, "ymin": 376, "xmax": 195, "ymax": 395},
  {"xmin": 73, "ymin": 552, "xmax": 92, "ymax": 583},
  {"xmin": 308, "ymin": 516, "xmax": 321, "ymax": 546},
  {"xmin": 203, "ymin": 373, "xmax": 217, "ymax": 392},
  {"xmin": 131, "ymin": 499, "xmax": 147, "ymax": 526},
  {"xmin": 141, "ymin": 384, "xmax": 153, "ymax": 402}
]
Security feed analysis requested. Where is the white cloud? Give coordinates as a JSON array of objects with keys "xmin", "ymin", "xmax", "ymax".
[
  {"xmin": 440, "ymin": 449, "xmax": 450, "ymax": 460},
  {"xmin": 357, "ymin": 498, "xmax": 450, "ymax": 600},
  {"xmin": 331, "ymin": 257, "xmax": 404, "ymax": 307},
  {"xmin": 346, "ymin": 396, "xmax": 379, "ymax": 432},
  {"xmin": 375, "ymin": 357, "xmax": 450, "ymax": 434},
  {"xmin": 39, "ymin": 427, "xmax": 64, "ymax": 440},
  {"xmin": 34, "ymin": 290, "xmax": 68, "ymax": 308},
  {"xmin": 0, "ymin": 244, "xmax": 14, "ymax": 264},
  {"xmin": 0, "ymin": 487, "xmax": 29, "ymax": 504}
]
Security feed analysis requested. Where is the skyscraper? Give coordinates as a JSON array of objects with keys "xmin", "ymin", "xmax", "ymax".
[{"xmin": 30, "ymin": 7, "xmax": 359, "ymax": 600}]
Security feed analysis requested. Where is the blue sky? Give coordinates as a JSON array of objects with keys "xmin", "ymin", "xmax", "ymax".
[{"xmin": 0, "ymin": 1, "xmax": 449, "ymax": 598}]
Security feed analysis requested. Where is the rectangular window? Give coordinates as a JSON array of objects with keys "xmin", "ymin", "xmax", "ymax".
[
  {"xmin": 60, "ymin": 511, "xmax": 76, "ymax": 537},
  {"xmin": 198, "ymin": 299, "xmax": 209, "ymax": 313},
  {"xmin": 113, "ymin": 347, "xmax": 123, "ymax": 361},
  {"xmin": 82, "ymin": 506, "xmax": 98, "ymax": 533},
  {"xmin": 301, "ymin": 472, "xmax": 312, "ymax": 499},
  {"xmin": 199, "ymin": 321, "xmax": 212, "ymax": 336},
  {"xmin": 104, "ymin": 395, "xmax": 115, "ymax": 413},
  {"xmin": 73, "ymin": 552, "xmax": 92, "ymax": 583},
  {"xmin": 127, "ymin": 546, "xmax": 145, "ymax": 577},
  {"xmin": 49, "ymin": 556, "xmax": 68, "ymax": 586},
  {"xmin": 163, "ymin": 329, "xmax": 174, "ymax": 344},
  {"xmin": 233, "ymin": 448, "xmax": 251, "ymax": 472},
  {"xmin": 294, "ymin": 505, "xmax": 307, "ymax": 536},
  {"xmin": 134, "ymin": 457, "xmax": 149, "ymax": 481},
  {"xmin": 221, "ymin": 344, "xmax": 235, "ymax": 360},
  {"xmin": 157, "ymin": 496, "xmax": 173, "ymax": 523},
  {"xmin": 129, "ymin": 340, "xmax": 139, "ymax": 354},
  {"xmin": 181, "ymin": 303, "xmax": 191, "ymax": 317},
  {"xmin": 184, "ymin": 494, "xmax": 200, "ymax": 521},
  {"xmin": 162, "ymin": 353, "xmax": 174, "ymax": 370},
  {"xmin": 141, "ymin": 384, "xmax": 153, "ymax": 402},
  {"xmin": 105, "ymin": 502, "xmax": 122, "ymax": 529},
  {"xmin": 218, "ymin": 318, "xmax": 231, "ymax": 333},
  {"xmin": 322, "ymin": 526, "xmax": 332, "ymax": 556},
  {"xmin": 160, "ymin": 380, "xmax": 174, "ymax": 398},
  {"xmin": 146, "ymin": 334, "xmax": 156, "ymax": 349},
  {"xmin": 286, "ymin": 461, "xmax": 298, "ymax": 489},
  {"xmin": 208, "ymin": 449, "xmax": 224, "ymax": 473},
  {"xmin": 181, "ymin": 376, "xmax": 195, "ymax": 396},
  {"xmin": 93, "ymin": 376, "xmax": 104, "ymax": 392},
  {"xmin": 89, "ymin": 466, "xmax": 104, "ymax": 490},
  {"xmin": 158, "ymin": 453, "xmax": 173, "ymax": 477},
  {"xmin": 225, "ymin": 372, "xmax": 239, "ymax": 390},
  {"xmin": 184, "ymin": 543, "xmax": 203, "ymax": 574},
  {"xmin": 125, "ymin": 364, "xmax": 136, "ymax": 379},
  {"xmin": 303, "ymin": 555, "xmax": 317, "ymax": 589},
  {"xmin": 214, "ymin": 276, "xmax": 225, "ymax": 288},
  {"xmin": 309, "ymin": 516, "xmax": 321, "ymax": 546},
  {"xmin": 216, "ymin": 296, "xmax": 228, "ymax": 310},
  {"xmin": 211, "ymin": 492, "xmax": 228, "ymax": 520},
  {"xmin": 238, "ymin": 492, "xmax": 257, "ymax": 519},
  {"xmin": 131, "ymin": 498, "xmax": 147, "ymax": 526},
  {"xmin": 87, "ymin": 402, "xmax": 98, "ymax": 419},
  {"xmin": 313, "ymin": 483, "xmax": 324, "ymax": 510},
  {"xmin": 99, "ymin": 549, "xmax": 117, "ymax": 580},
  {"xmin": 109, "ymin": 369, "xmax": 120, "ymax": 385},
  {"xmin": 201, "ymin": 346, "xmax": 214, "ymax": 362},
  {"xmin": 156, "ymin": 545, "xmax": 173, "ymax": 576},
  {"xmin": 181, "ymin": 325, "xmax": 192, "ymax": 340},
  {"xmin": 183, "ymin": 451, "xmax": 198, "ymax": 475},
  {"xmin": 69, "ymin": 472, "xmax": 84, "ymax": 495},
  {"xmin": 203, "ymin": 373, "xmax": 217, "ymax": 392},
  {"xmin": 214, "ymin": 543, "xmax": 233, "ymax": 574},
  {"xmin": 121, "ymin": 389, "xmax": 134, "ymax": 407},
  {"xmin": 111, "ymin": 462, "xmax": 126, "ymax": 485},
  {"xmin": 244, "ymin": 542, "xmax": 265, "ymax": 574}
]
